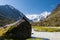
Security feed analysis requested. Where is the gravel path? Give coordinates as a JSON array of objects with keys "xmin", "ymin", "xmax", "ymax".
[{"xmin": 31, "ymin": 29, "xmax": 60, "ymax": 40}]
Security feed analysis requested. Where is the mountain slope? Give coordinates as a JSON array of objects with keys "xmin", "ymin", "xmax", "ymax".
[
  {"xmin": 0, "ymin": 5, "xmax": 29, "ymax": 26},
  {"xmin": 0, "ymin": 5, "xmax": 22, "ymax": 20},
  {"xmin": 43, "ymin": 4, "xmax": 60, "ymax": 26}
]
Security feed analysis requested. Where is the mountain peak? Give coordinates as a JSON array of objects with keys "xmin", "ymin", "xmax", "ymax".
[
  {"xmin": 57, "ymin": 4, "xmax": 60, "ymax": 7},
  {"xmin": 4, "ymin": 5, "xmax": 15, "ymax": 9},
  {"xmin": 0, "ymin": 5, "xmax": 24, "ymax": 21},
  {"xmin": 52, "ymin": 4, "xmax": 60, "ymax": 14},
  {"xmin": 0, "ymin": 5, "xmax": 29, "ymax": 26}
]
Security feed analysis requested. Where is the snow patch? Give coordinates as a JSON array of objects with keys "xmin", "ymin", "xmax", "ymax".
[{"xmin": 26, "ymin": 11, "xmax": 51, "ymax": 22}]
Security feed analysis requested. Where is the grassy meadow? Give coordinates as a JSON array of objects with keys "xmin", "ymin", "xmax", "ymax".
[{"xmin": 32, "ymin": 26, "xmax": 60, "ymax": 32}]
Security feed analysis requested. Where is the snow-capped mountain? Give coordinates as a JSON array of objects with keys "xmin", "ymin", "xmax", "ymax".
[
  {"xmin": 26, "ymin": 15, "xmax": 40, "ymax": 22},
  {"xmin": 26, "ymin": 11, "xmax": 51, "ymax": 22}
]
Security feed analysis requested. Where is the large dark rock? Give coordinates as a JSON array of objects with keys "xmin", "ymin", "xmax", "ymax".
[{"xmin": 3, "ymin": 18, "xmax": 31, "ymax": 40}]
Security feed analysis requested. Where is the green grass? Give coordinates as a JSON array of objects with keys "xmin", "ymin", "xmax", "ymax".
[
  {"xmin": 26, "ymin": 38, "xmax": 44, "ymax": 40},
  {"xmin": 0, "ymin": 38, "xmax": 43, "ymax": 40},
  {"xmin": 32, "ymin": 26, "xmax": 60, "ymax": 32},
  {"xmin": 0, "ymin": 26, "xmax": 11, "ymax": 36},
  {"xmin": 0, "ymin": 25, "xmax": 15, "ymax": 36},
  {"xmin": 26, "ymin": 38, "xmax": 49, "ymax": 40}
]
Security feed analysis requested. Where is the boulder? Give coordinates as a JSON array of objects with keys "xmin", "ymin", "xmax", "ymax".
[{"xmin": 3, "ymin": 18, "xmax": 31, "ymax": 40}]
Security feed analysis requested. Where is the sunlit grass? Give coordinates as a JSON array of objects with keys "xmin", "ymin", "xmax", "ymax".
[
  {"xmin": 0, "ymin": 26, "xmax": 11, "ymax": 36},
  {"xmin": 0, "ymin": 25, "xmax": 15, "ymax": 36},
  {"xmin": 32, "ymin": 26, "xmax": 60, "ymax": 32},
  {"xmin": 26, "ymin": 38, "xmax": 43, "ymax": 40}
]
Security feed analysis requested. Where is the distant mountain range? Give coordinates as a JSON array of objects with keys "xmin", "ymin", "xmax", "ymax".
[
  {"xmin": 26, "ymin": 15, "xmax": 40, "ymax": 22},
  {"xmin": 26, "ymin": 11, "xmax": 51, "ymax": 22},
  {"xmin": 30, "ymin": 4, "xmax": 60, "ymax": 26}
]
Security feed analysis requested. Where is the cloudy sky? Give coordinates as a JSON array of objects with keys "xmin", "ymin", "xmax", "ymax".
[{"xmin": 0, "ymin": 0, "xmax": 60, "ymax": 19}]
